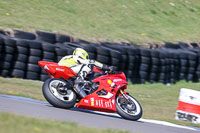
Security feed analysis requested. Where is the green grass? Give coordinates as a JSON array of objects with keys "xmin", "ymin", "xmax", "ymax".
[
  {"xmin": 128, "ymin": 81, "xmax": 200, "ymax": 127},
  {"xmin": 0, "ymin": 112, "xmax": 128, "ymax": 133},
  {"xmin": 0, "ymin": 0, "xmax": 200, "ymax": 44},
  {"xmin": 0, "ymin": 77, "xmax": 200, "ymax": 128},
  {"xmin": 0, "ymin": 77, "xmax": 44, "ymax": 101}
]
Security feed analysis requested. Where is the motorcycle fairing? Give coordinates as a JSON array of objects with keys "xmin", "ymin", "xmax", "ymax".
[
  {"xmin": 76, "ymin": 72, "xmax": 128, "ymax": 113},
  {"xmin": 38, "ymin": 61, "xmax": 77, "ymax": 80}
]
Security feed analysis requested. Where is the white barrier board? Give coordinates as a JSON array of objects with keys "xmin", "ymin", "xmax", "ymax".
[
  {"xmin": 176, "ymin": 88, "xmax": 200, "ymax": 124},
  {"xmin": 176, "ymin": 110, "xmax": 200, "ymax": 124},
  {"xmin": 179, "ymin": 88, "xmax": 200, "ymax": 105}
]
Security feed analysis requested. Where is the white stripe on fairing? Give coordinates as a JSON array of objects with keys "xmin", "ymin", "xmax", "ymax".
[{"xmin": 0, "ymin": 94, "xmax": 200, "ymax": 132}]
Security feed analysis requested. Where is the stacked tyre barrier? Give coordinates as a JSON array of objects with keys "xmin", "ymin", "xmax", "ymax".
[{"xmin": 1, "ymin": 29, "xmax": 200, "ymax": 84}]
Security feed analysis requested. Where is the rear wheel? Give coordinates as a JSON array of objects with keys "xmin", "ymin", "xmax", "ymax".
[
  {"xmin": 116, "ymin": 94, "xmax": 143, "ymax": 121},
  {"xmin": 42, "ymin": 78, "xmax": 77, "ymax": 109}
]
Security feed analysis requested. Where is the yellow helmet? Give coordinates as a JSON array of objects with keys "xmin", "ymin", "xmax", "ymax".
[{"xmin": 73, "ymin": 48, "xmax": 89, "ymax": 63}]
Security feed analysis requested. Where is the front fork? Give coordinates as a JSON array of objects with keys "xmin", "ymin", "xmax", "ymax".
[
  {"xmin": 119, "ymin": 89, "xmax": 129, "ymax": 100},
  {"xmin": 119, "ymin": 89, "xmax": 134, "ymax": 104}
]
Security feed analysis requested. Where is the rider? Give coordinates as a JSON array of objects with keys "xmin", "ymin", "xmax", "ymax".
[{"xmin": 58, "ymin": 47, "xmax": 113, "ymax": 86}]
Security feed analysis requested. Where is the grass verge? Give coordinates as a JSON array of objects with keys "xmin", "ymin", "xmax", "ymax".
[
  {"xmin": 0, "ymin": 112, "xmax": 127, "ymax": 133},
  {"xmin": 0, "ymin": 77, "xmax": 200, "ymax": 128},
  {"xmin": 0, "ymin": 0, "xmax": 200, "ymax": 44}
]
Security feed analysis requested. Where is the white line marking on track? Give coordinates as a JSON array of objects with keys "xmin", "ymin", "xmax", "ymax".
[{"xmin": 0, "ymin": 94, "xmax": 200, "ymax": 131}]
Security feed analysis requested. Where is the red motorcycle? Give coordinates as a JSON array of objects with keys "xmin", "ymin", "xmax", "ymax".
[{"xmin": 38, "ymin": 61, "xmax": 143, "ymax": 121}]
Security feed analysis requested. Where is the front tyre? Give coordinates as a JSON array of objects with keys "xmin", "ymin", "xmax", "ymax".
[
  {"xmin": 42, "ymin": 78, "xmax": 77, "ymax": 109},
  {"xmin": 116, "ymin": 94, "xmax": 143, "ymax": 121}
]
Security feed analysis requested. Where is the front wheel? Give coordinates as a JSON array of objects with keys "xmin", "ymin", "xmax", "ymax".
[
  {"xmin": 116, "ymin": 94, "xmax": 143, "ymax": 121},
  {"xmin": 42, "ymin": 78, "xmax": 77, "ymax": 109}
]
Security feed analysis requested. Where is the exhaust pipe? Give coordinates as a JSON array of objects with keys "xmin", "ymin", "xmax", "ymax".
[{"xmin": 74, "ymin": 84, "xmax": 87, "ymax": 98}]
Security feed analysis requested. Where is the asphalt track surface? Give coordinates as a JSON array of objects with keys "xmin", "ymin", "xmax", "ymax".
[{"xmin": 0, "ymin": 95, "xmax": 200, "ymax": 133}]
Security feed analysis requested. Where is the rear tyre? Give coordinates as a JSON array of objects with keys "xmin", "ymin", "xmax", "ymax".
[
  {"xmin": 116, "ymin": 94, "xmax": 143, "ymax": 121},
  {"xmin": 42, "ymin": 78, "xmax": 77, "ymax": 109}
]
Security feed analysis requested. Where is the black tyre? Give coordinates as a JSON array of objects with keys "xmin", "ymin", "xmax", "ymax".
[
  {"xmin": 121, "ymin": 54, "xmax": 128, "ymax": 63},
  {"xmin": 16, "ymin": 46, "xmax": 29, "ymax": 55},
  {"xmin": 150, "ymin": 73, "xmax": 157, "ymax": 80},
  {"xmin": 30, "ymin": 48, "xmax": 42, "ymax": 56},
  {"xmin": 63, "ymin": 42, "xmax": 82, "ymax": 49},
  {"xmin": 14, "ymin": 61, "xmax": 26, "ymax": 70},
  {"xmin": 28, "ymin": 56, "xmax": 41, "ymax": 64},
  {"xmin": 56, "ymin": 34, "xmax": 71, "ymax": 43},
  {"xmin": 139, "ymin": 71, "xmax": 148, "ymax": 79},
  {"xmin": 0, "ymin": 45, "xmax": 3, "ymax": 53},
  {"xmin": 15, "ymin": 54, "xmax": 28, "ymax": 62},
  {"xmin": 180, "ymin": 67, "xmax": 188, "ymax": 73},
  {"xmin": 109, "ymin": 49, "xmax": 121, "ymax": 59},
  {"xmin": 0, "ymin": 35, "xmax": 4, "ymax": 45},
  {"xmin": 27, "ymin": 63, "xmax": 41, "ymax": 73},
  {"xmin": 41, "ymin": 69, "xmax": 47, "ymax": 74},
  {"xmin": 81, "ymin": 44, "xmax": 97, "ymax": 54},
  {"xmin": 43, "ymin": 51, "xmax": 56, "ymax": 60},
  {"xmin": 128, "ymin": 55, "xmax": 135, "ymax": 63},
  {"xmin": 189, "ymin": 60, "xmax": 196, "ymax": 67},
  {"xmin": 188, "ymin": 67, "xmax": 195, "ymax": 73},
  {"xmin": 28, "ymin": 40, "xmax": 42, "ymax": 49},
  {"xmin": 26, "ymin": 72, "xmax": 40, "ymax": 80},
  {"xmin": 36, "ymin": 30, "xmax": 56, "ymax": 44},
  {"xmin": 0, "ymin": 70, "xmax": 9, "ymax": 77},
  {"xmin": 96, "ymin": 46, "xmax": 110, "ymax": 56},
  {"xmin": 151, "ymin": 65, "xmax": 159, "ymax": 73},
  {"xmin": 42, "ymin": 59, "xmax": 55, "ymax": 62},
  {"xmin": 88, "ymin": 52, "xmax": 96, "ymax": 60},
  {"xmin": 127, "ymin": 70, "xmax": 134, "ymax": 78},
  {"xmin": 159, "ymin": 73, "xmax": 165, "ymax": 80},
  {"xmin": 96, "ymin": 54, "xmax": 110, "ymax": 64},
  {"xmin": 187, "ymin": 74, "xmax": 193, "ymax": 81},
  {"xmin": 119, "ymin": 62, "xmax": 126, "ymax": 71},
  {"xmin": 42, "ymin": 42, "xmax": 56, "ymax": 52},
  {"xmin": 40, "ymin": 74, "xmax": 49, "ymax": 81},
  {"xmin": 0, "ymin": 61, "xmax": 11, "ymax": 70},
  {"xmin": 180, "ymin": 59, "xmax": 188, "ymax": 66},
  {"xmin": 152, "ymin": 57, "xmax": 160, "ymax": 65},
  {"xmin": 116, "ymin": 94, "xmax": 143, "ymax": 121},
  {"xmin": 164, "ymin": 42, "xmax": 180, "ymax": 49},
  {"xmin": 110, "ymin": 57, "xmax": 120, "ymax": 66},
  {"xmin": 179, "ymin": 73, "xmax": 186, "ymax": 80},
  {"xmin": 13, "ymin": 29, "xmax": 36, "ymax": 40},
  {"xmin": 160, "ymin": 66, "xmax": 166, "ymax": 72},
  {"xmin": 16, "ymin": 39, "xmax": 29, "ymax": 47},
  {"xmin": 42, "ymin": 78, "xmax": 77, "ymax": 109},
  {"xmin": 140, "ymin": 48, "xmax": 151, "ymax": 56},
  {"xmin": 141, "ymin": 56, "xmax": 151, "ymax": 64},
  {"xmin": 140, "ymin": 64, "xmax": 149, "ymax": 72},
  {"xmin": 127, "ymin": 62, "xmax": 134, "ymax": 70},
  {"xmin": 159, "ymin": 59, "xmax": 165, "ymax": 65},
  {"xmin": 4, "ymin": 37, "xmax": 16, "ymax": 47},
  {"xmin": 57, "ymin": 56, "xmax": 62, "ymax": 62},
  {"xmin": 5, "ymin": 46, "xmax": 15, "ymax": 54},
  {"xmin": 4, "ymin": 54, "xmax": 13, "ymax": 62},
  {"xmin": 11, "ymin": 69, "xmax": 25, "ymax": 78}
]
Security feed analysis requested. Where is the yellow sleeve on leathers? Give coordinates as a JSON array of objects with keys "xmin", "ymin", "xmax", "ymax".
[
  {"xmin": 89, "ymin": 60, "xmax": 103, "ymax": 68},
  {"xmin": 58, "ymin": 55, "xmax": 78, "ymax": 67},
  {"xmin": 58, "ymin": 56, "xmax": 103, "ymax": 68}
]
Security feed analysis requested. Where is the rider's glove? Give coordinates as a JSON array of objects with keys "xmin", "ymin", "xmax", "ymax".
[
  {"xmin": 102, "ymin": 64, "xmax": 117, "ymax": 72},
  {"xmin": 108, "ymin": 66, "xmax": 117, "ymax": 72},
  {"xmin": 108, "ymin": 66, "xmax": 115, "ymax": 72}
]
